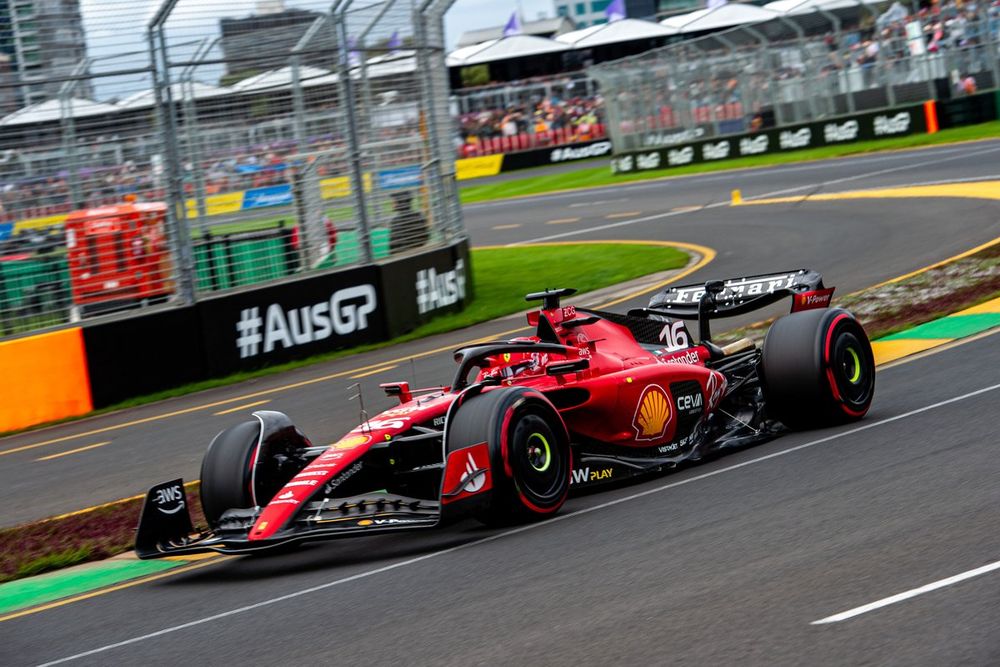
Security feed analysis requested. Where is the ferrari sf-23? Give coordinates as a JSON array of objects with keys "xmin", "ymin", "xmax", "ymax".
[{"xmin": 136, "ymin": 269, "xmax": 875, "ymax": 558}]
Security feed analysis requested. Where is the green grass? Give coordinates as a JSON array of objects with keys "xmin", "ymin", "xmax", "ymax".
[
  {"xmin": 458, "ymin": 120, "xmax": 1000, "ymax": 204},
  {"xmin": 1, "ymin": 242, "xmax": 687, "ymax": 428}
]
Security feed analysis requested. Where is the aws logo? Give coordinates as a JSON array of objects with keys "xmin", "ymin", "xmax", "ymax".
[{"xmin": 633, "ymin": 384, "xmax": 671, "ymax": 441}]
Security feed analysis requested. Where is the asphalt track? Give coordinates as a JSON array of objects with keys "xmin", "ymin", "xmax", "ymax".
[
  {"xmin": 2, "ymin": 330, "xmax": 998, "ymax": 666},
  {"xmin": 2, "ymin": 140, "xmax": 1000, "ymax": 665},
  {"xmin": 2, "ymin": 141, "xmax": 1000, "ymax": 525}
]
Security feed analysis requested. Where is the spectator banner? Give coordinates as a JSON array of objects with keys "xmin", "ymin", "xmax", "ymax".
[
  {"xmin": 500, "ymin": 139, "xmax": 614, "ymax": 172},
  {"xmin": 639, "ymin": 125, "xmax": 715, "ymax": 149},
  {"xmin": 455, "ymin": 155, "xmax": 505, "ymax": 180},
  {"xmin": 610, "ymin": 106, "xmax": 928, "ymax": 175},
  {"xmin": 380, "ymin": 240, "xmax": 471, "ymax": 338},
  {"xmin": 199, "ymin": 263, "xmax": 386, "ymax": 376},
  {"xmin": 242, "ymin": 184, "xmax": 295, "ymax": 210},
  {"xmin": 377, "ymin": 166, "xmax": 424, "ymax": 190}
]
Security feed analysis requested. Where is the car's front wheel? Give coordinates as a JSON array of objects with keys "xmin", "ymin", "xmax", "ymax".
[{"xmin": 447, "ymin": 387, "xmax": 571, "ymax": 526}]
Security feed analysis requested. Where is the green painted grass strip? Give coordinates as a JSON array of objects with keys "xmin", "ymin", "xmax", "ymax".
[
  {"xmin": 879, "ymin": 313, "xmax": 1000, "ymax": 340},
  {"xmin": 0, "ymin": 559, "xmax": 180, "ymax": 615}
]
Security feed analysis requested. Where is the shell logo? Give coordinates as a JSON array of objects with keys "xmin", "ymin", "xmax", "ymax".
[
  {"xmin": 332, "ymin": 434, "xmax": 371, "ymax": 450},
  {"xmin": 633, "ymin": 384, "xmax": 671, "ymax": 441}
]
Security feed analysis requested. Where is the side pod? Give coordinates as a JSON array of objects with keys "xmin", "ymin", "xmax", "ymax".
[{"xmin": 135, "ymin": 478, "xmax": 194, "ymax": 559}]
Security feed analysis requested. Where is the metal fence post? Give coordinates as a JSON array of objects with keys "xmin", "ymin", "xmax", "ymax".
[
  {"xmin": 333, "ymin": 1, "xmax": 374, "ymax": 264},
  {"xmin": 148, "ymin": 2, "xmax": 196, "ymax": 306},
  {"xmin": 291, "ymin": 16, "xmax": 329, "ymax": 148},
  {"xmin": 418, "ymin": 0, "xmax": 465, "ymax": 243}
]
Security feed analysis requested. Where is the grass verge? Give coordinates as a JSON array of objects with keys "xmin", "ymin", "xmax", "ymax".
[
  {"xmin": 459, "ymin": 121, "xmax": 1000, "ymax": 204},
  {"xmin": 0, "ymin": 486, "xmax": 205, "ymax": 583},
  {"xmin": 0, "ymin": 242, "xmax": 688, "ymax": 436},
  {"xmin": 2, "ymin": 241, "xmax": 997, "ymax": 584}
]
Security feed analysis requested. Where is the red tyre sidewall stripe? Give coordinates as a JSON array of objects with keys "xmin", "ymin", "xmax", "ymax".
[
  {"xmin": 823, "ymin": 313, "xmax": 868, "ymax": 417},
  {"xmin": 501, "ymin": 391, "xmax": 570, "ymax": 514}
]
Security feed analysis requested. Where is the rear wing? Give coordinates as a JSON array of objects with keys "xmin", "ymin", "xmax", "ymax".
[{"xmin": 631, "ymin": 269, "xmax": 834, "ymax": 342}]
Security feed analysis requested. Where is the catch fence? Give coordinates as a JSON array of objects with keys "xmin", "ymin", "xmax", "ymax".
[
  {"xmin": 0, "ymin": 0, "xmax": 464, "ymax": 337},
  {"xmin": 590, "ymin": 0, "xmax": 1000, "ymax": 152}
]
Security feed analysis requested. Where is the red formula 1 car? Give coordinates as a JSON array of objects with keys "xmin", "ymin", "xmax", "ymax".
[{"xmin": 136, "ymin": 270, "xmax": 875, "ymax": 558}]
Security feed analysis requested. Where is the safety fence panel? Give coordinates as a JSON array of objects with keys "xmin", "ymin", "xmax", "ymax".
[
  {"xmin": 0, "ymin": 0, "xmax": 466, "ymax": 340},
  {"xmin": 591, "ymin": 0, "xmax": 1000, "ymax": 155}
]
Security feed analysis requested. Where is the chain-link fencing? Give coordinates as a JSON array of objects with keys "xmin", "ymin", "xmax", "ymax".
[
  {"xmin": 591, "ymin": 0, "xmax": 1000, "ymax": 152},
  {"xmin": 0, "ymin": 0, "xmax": 464, "ymax": 337}
]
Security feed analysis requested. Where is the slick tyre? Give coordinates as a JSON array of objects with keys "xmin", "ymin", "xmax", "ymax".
[
  {"xmin": 200, "ymin": 420, "xmax": 260, "ymax": 529},
  {"xmin": 761, "ymin": 308, "xmax": 875, "ymax": 429},
  {"xmin": 448, "ymin": 387, "xmax": 571, "ymax": 526}
]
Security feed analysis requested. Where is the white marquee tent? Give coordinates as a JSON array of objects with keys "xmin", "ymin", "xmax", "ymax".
[
  {"xmin": 0, "ymin": 98, "xmax": 121, "ymax": 127},
  {"xmin": 555, "ymin": 19, "xmax": 678, "ymax": 48},
  {"xmin": 447, "ymin": 35, "xmax": 570, "ymax": 67},
  {"xmin": 661, "ymin": 4, "xmax": 779, "ymax": 33},
  {"xmin": 763, "ymin": 0, "xmax": 886, "ymax": 15}
]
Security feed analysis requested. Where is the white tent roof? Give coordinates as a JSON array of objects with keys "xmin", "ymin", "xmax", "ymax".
[
  {"xmin": 763, "ymin": 0, "xmax": 883, "ymax": 14},
  {"xmin": 359, "ymin": 50, "xmax": 417, "ymax": 78},
  {"xmin": 661, "ymin": 4, "xmax": 779, "ymax": 33},
  {"xmin": 232, "ymin": 65, "xmax": 338, "ymax": 93},
  {"xmin": 447, "ymin": 35, "xmax": 570, "ymax": 67},
  {"xmin": 555, "ymin": 18, "xmax": 678, "ymax": 48},
  {"xmin": 0, "ymin": 98, "xmax": 120, "ymax": 127},
  {"xmin": 117, "ymin": 82, "xmax": 229, "ymax": 110}
]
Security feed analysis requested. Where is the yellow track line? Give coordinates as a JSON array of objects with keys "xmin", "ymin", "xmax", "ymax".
[
  {"xmin": 545, "ymin": 217, "xmax": 580, "ymax": 224},
  {"xmin": 350, "ymin": 364, "xmax": 399, "ymax": 379},
  {"xmin": 36, "ymin": 441, "xmax": 112, "ymax": 462},
  {"xmin": 606, "ymin": 211, "xmax": 642, "ymax": 219},
  {"xmin": 212, "ymin": 400, "xmax": 271, "ymax": 416}
]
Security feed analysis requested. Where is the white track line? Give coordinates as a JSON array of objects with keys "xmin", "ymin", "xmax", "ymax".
[
  {"xmin": 37, "ymin": 381, "xmax": 1000, "ymax": 667},
  {"xmin": 508, "ymin": 144, "xmax": 1000, "ymax": 246},
  {"xmin": 812, "ymin": 560, "xmax": 1000, "ymax": 625}
]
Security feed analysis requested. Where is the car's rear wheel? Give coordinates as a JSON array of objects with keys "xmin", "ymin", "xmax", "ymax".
[
  {"xmin": 447, "ymin": 387, "xmax": 571, "ymax": 526},
  {"xmin": 761, "ymin": 308, "xmax": 875, "ymax": 429}
]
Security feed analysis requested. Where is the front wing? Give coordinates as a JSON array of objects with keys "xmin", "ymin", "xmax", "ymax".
[{"xmin": 135, "ymin": 479, "xmax": 441, "ymax": 559}]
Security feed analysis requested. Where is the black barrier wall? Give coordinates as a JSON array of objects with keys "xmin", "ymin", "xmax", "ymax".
[
  {"xmin": 610, "ymin": 105, "xmax": 929, "ymax": 175},
  {"xmin": 199, "ymin": 264, "xmax": 385, "ymax": 376},
  {"xmin": 499, "ymin": 139, "xmax": 614, "ymax": 172},
  {"xmin": 936, "ymin": 91, "xmax": 998, "ymax": 129},
  {"xmin": 380, "ymin": 239, "xmax": 472, "ymax": 338},
  {"xmin": 82, "ymin": 306, "xmax": 206, "ymax": 408},
  {"xmin": 82, "ymin": 241, "xmax": 471, "ymax": 408}
]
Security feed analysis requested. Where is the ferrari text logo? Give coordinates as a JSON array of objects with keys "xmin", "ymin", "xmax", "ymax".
[{"xmin": 633, "ymin": 384, "xmax": 671, "ymax": 440}]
